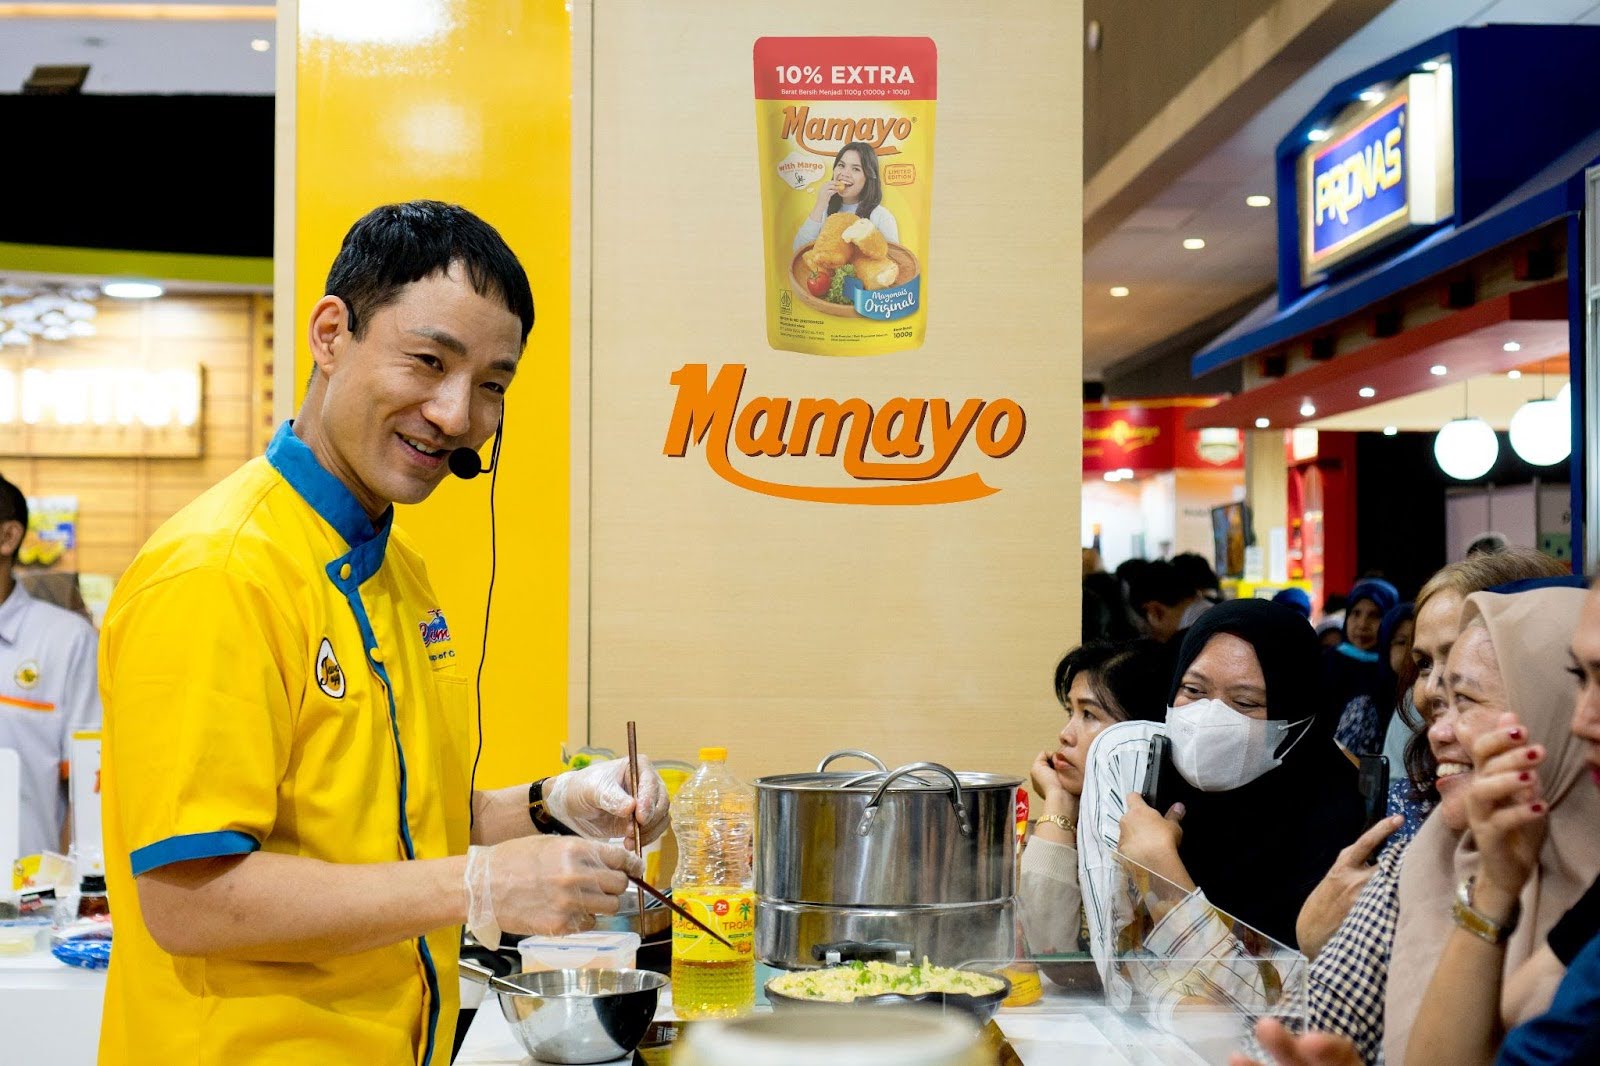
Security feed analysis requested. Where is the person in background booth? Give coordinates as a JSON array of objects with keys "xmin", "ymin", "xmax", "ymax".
[
  {"xmin": 1324, "ymin": 579, "xmax": 1399, "ymax": 741},
  {"xmin": 1334, "ymin": 602, "xmax": 1415, "ymax": 759},
  {"xmin": 0, "ymin": 474, "xmax": 101, "ymax": 859},
  {"xmin": 1127, "ymin": 560, "xmax": 1214, "ymax": 645},
  {"xmin": 1272, "ymin": 587, "xmax": 1313, "ymax": 622}
]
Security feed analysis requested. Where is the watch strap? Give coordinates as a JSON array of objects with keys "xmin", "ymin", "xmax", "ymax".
[
  {"xmin": 1453, "ymin": 876, "xmax": 1519, "ymax": 945},
  {"xmin": 528, "ymin": 778, "xmax": 578, "ymax": 836}
]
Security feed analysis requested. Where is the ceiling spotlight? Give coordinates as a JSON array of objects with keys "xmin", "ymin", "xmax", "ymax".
[
  {"xmin": 1246, "ymin": 194, "xmax": 1272, "ymax": 208},
  {"xmin": 102, "ymin": 281, "xmax": 163, "ymax": 300},
  {"xmin": 1503, "ymin": 341, "xmax": 1521, "ymax": 353},
  {"xmin": 1421, "ymin": 60, "xmax": 1442, "ymax": 72},
  {"xmin": 1359, "ymin": 89, "xmax": 1385, "ymax": 103},
  {"xmin": 1299, "ymin": 400, "xmax": 1317, "ymax": 418},
  {"xmin": 1254, "ymin": 417, "xmax": 1270, "ymax": 429},
  {"xmin": 1182, "ymin": 238, "xmax": 1206, "ymax": 251},
  {"xmin": 1102, "ymin": 470, "xmax": 1124, "ymax": 482},
  {"xmin": 1307, "ymin": 128, "xmax": 1330, "ymax": 143},
  {"xmin": 1109, "ymin": 286, "xmax": 1130, "ymax": 298},
  {"xmin": 1507, "ymin": 369, "xmax": 1523, "ymax": 380},
  {"xmin": 1430, "ymin": 364, "xmax": 1447, "ymax": 376},
  {"xmin": 1358, "ymin": 386, "xmax": 1376, "ymax": 399},
  {"xmin": 1383, "ymin": 426, "xmax": 1398, "ymax": 436},
  {"xmin": 251, "ymin": 38, "xmax": 272, "ymax": 52}
]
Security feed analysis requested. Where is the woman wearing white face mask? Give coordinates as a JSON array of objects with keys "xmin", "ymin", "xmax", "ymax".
[{"xmin": 1116, "ymin": 599, "xmax": 1368, "ymax": 948}]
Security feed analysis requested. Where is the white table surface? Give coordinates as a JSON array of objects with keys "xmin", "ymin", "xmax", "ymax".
[
  {"xmin": 0, "ymin": 947, "xmax": 107, "ymax": 1063},
  {"xmin": 455, "ymin": 986, "xmax": 1212, "ymax": 1066}
]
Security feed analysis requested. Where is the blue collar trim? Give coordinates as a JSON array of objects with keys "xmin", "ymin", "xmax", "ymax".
[
  {"xmin": 1336, "ymin": 641, "xmax": 1381, "ymax": 664},
  {"xmin": 265, "ymin": 420, "xmax": 391, "ymax": 553}
]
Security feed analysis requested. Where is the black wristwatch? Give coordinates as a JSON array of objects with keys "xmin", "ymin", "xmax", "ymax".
[{"xmin": 528, "ymin": 777, "xmax": 578, "ymax": 836}]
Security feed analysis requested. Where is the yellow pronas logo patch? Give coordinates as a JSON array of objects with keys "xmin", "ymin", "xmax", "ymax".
[
  {"xmin": 315, "ymin": 638, "xmax": 345, "ymax": 700},
  {"xmin": 15, "ymin": 660, "xmax": 39, "ymax": 689}
]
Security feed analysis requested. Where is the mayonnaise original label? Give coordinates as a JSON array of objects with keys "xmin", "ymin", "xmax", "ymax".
[{"xmin": 754, "ymin": 37, "xmax": 936, "ymax": 356}]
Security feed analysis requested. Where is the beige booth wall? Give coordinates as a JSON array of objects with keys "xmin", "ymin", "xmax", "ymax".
[{"xmin": 576, "ymin": 0, "xmax": 1083, "ymax": 779}]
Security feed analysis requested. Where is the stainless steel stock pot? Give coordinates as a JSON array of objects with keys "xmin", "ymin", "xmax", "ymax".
[{"xmin": 753, "ymin": 751, "xmax": 1021, "ymax": 969}]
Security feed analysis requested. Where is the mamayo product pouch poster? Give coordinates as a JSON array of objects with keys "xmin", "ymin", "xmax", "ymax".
[{"xmin": 753, "ymin": 37, "xmax": 936, "ymax": 356}]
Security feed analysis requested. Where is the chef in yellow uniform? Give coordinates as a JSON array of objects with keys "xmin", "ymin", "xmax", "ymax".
[{"xmin": 98, "ymin": 202, "xmax": 670, "ymax": 1065}]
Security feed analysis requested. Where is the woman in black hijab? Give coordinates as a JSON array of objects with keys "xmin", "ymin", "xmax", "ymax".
[{"xmin": 1116, "ymin": 599, "xmax": 1366, "ymax": 948}]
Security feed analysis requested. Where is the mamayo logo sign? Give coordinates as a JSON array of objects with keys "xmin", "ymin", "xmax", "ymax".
[{"xmin": 663, "ymin": 364, "xmax": 1024, "ymax": 505}]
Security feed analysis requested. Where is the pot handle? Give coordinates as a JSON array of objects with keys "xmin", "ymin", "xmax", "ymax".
[
  {"xmin": 857, "ymin": 762, "xmax": 970, "ymax": 838},
  {"xmin": 813, "ymin": 939, "xmax": 914, "ymax": 966},
  {"xmin": 816, "ymin": 749, "xmax": 887, "ymax": 773}
]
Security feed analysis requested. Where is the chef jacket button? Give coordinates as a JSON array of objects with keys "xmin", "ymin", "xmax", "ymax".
[
  {"xmin": 369, "ymin": 646, "xmax": 383, "ymax": 664},
  {"xmin": 339, "ymin": 563, "xmax": 352, "ymax": 581}
]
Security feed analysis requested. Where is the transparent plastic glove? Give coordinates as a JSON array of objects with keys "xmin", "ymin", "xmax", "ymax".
[
  {"xmin": 544, "ymin": 757, "xmax": 671, "ymax": 845},
  {"xmin": 466, "ymin": 836, "xmax": 642, "ymax": 942}
]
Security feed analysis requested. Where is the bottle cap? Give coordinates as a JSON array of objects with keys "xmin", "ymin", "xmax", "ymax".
[
  {"xmin": 80, "ymin": 875, "xmax": 106, "ymax": 893},
  {"xmin": 699, "ymin": 746, "xmax": 728, "ymax": 762}
]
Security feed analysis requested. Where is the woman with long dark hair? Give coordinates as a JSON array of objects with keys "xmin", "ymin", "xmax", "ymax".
[{"xmin": 792, "ymin": 141, "xmax": 901, "ymax": 252}]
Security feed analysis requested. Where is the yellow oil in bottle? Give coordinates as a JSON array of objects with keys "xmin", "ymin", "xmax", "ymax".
[{"xmin": 671, "ymin": 887, "xmax": 755, "ymax": 1018}]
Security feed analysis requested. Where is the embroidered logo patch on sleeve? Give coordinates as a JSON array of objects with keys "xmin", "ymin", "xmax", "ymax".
[{"xmin": 315, "ymin": 638, "xmax": 345, "ymax": 699}]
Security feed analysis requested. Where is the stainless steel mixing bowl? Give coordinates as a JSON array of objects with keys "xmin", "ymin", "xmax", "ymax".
[{"xmin": 460, "ymin": 962, "xmax": 666, "ymax": 1064}]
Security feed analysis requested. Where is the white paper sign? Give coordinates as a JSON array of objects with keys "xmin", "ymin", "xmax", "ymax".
[
  {"xmin": 69, "ymin": 731, "xmax": 103, "ymax": 876},
  {"xmin": 0, "ymin": 748, "xmax": 17, "ymax": 894},
  {"xmin": 1268, "ymin": 527, "xmax": 1289, "ymax": 585}
]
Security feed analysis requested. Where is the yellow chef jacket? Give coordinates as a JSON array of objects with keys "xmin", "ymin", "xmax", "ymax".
[{"xmin": 99, "ymin": 421, "xmax": 472, "ymax": 1065}]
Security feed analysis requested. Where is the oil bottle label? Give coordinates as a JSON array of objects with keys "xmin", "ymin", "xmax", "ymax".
[{"xmin": 672, "ymin": 888, "xmax": 756, "ymax": 963}]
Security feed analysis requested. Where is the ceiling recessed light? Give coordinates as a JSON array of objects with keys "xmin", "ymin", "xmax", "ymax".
[
  {"xmin": 1109, "ymin": 286, "xmax": 1130, "ymax": 298},
  {"xmin": 1383, "ymin": 426, "xmax": 1398, "ymax": 436},
  {"xmin": 1359, "ymin": 89, "xmax": 1384, "ymax": 103},
  {"xmin": 1359, "ymin": 386, "xmax": 1376, "ymax": 399},
  {"xmin": 1421, "ymin": 60, "xmax": 1441, "ymax": 72},
  {"xmin": 1254, "ymin": 417, "xmax": 1271, "ymax": 429},
  {"xmin": 1102, "ymin": 471, "xmax": 1122, "ymax": 482},
  {"xmin": 1299, "ymin": 400, "xmax": 1317, "ymax": 418},
  {"xmin": 1503, "ymin": 341, "xmax": 1521, "ymax": 352},
  {"xmin": 1430, "ymin": 364, "xmax": 1447, "ymax": 376},
  {"xmin": 251, "ymin": 38, "xmax": 271, "ymax": 52},
  {"xmin": 1507, "ymin": 369, "xmax": 1523, "ymax": 380},
  {"xmin": 102, "ymin": 281, "xmax": 163, "ymax": 300},
  {"xmin": 1116, "ymin": 468, "xmax": 1134, "ymax": 479},
  {"xmin": 1307, "ymin": 128, "xmax": 1330, "ymax": 143},
  {"xmin": 1182, "ymin": 238, "xmax": 1206, "ymax": 251},
  {"xmin": 1245, "ymin": 194, "xmax": 1272, "ymax": 208}
]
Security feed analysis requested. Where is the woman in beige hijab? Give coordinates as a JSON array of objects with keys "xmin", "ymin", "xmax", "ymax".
[{"xmin": 1385, "ymin": 586, "xmax": 1600, "ymax": 1064}]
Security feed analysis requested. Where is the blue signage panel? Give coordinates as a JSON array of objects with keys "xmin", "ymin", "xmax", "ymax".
[{"xmin": 1308, "ymin": 99, "xmax": 1409, "ymax": 262}]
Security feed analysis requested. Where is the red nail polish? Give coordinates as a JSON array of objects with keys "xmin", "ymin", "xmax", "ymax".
[
  {"xmin": 1527, "ymin": 749, "xmax": 1540, "ymax": 761},
  {"xmin": 1532, "ymin": 802, "xmax": 1546, "ymax": 813},
  {"xmin": 1520, "ymin": 771, "xmax": 1532, "ymax": 782},
  {"xmin": 1508, "ymin": 728, "xmax": 1524, "ymax": 741}
]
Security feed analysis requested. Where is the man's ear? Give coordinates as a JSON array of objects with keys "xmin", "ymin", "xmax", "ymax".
[
  {"xmin": 307, "ymin": 296, "xmax": 353, "ymax": 375},
  {"xmin": 0, "ymin": 520, "xmax": 24, "ymax": 561}
]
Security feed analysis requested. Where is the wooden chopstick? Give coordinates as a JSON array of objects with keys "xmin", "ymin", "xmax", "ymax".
[
  {"xmin": 629, "ymin": 873, "xmax": 736, "ymax": 950},
  {"xmin": 625, "ymin": 721, "xmax": 646, "ymax": 930}
]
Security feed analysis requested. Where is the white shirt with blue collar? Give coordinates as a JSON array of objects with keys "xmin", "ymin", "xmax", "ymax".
[{"xmin": 0, "ymin": 578, "xmax": 101, "ymax": 859}]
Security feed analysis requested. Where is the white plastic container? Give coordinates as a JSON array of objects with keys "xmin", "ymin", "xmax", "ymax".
[{"xmin": 516, "ymin": 930, "xmax": 640, "ymax": 973}]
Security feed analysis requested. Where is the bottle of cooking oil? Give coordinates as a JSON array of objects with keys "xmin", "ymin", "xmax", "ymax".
[{"xmin": 669, "ymin": 746, "xmax": 755, "ymax": 1018}]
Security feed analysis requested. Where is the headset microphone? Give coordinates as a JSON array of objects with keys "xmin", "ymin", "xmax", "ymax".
[{"xmin": 447, "ymin": 446, "xmax": 492, "ymax": 479}]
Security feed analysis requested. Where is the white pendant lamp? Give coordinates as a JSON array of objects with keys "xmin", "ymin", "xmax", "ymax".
[
  {"xmin": 1434, "ymin": 417, "xmax": 1498, "ymax": 480},
  {"xmin": 1508, "ymin": 398, "xmax": 1571, "ymax": 466}
]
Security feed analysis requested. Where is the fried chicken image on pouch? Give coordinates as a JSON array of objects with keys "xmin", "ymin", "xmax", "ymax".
[
  {"xmin": 807, "ymin": 212, "xmax": 858, "ymax": 271},
  {"xmin": 854, "ymin": 256, "xmax": 900, "ymax": 290},
  {"xmin": 842, "ymin": 216, "xmax": 888, "ymax": 259}
]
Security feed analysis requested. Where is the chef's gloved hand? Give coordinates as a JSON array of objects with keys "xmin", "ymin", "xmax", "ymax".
[
  {"xmin": 465, "ymin": 836, "xmax": 642, "ymax": 947},
  {"xmin": 544, "ymin": 757, "xmax": 670, "ymax": 846}
]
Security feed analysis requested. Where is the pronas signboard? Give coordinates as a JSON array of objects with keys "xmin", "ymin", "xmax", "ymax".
[{"xmin": 1298, "ymin": 68, "xmax": 1454, "ymax": 285}]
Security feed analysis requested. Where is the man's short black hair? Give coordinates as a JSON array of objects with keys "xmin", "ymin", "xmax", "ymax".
[
  {"xmin": 1126, "ymin": 560, "xmax": 1195, "ymax": 610},
  {"xmin": 0, "ymin": 473, "xmax": 27, "ymax": 566},
  {"xmin": 324, "ymin": 200, "xmax": 535, "ymax": 346}
]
